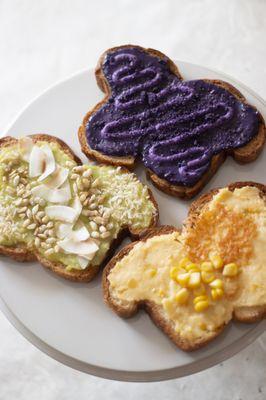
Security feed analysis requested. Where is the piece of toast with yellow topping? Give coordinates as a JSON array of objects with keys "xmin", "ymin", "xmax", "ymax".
[
  {"xmin": 103, "ymin": 182, "xmax": 266, "ymax": 351},
  {"xmin": 0, "ymin": 135, "xmax": 158, "ymax": 282}
]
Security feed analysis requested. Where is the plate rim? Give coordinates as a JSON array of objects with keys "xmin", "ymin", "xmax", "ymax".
[{"xmin": 1, "ymin": 60, "xmax": 266, "ymax": 382}]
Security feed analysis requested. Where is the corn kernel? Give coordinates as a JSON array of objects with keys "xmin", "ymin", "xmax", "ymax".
[
  {"xmin": 170, "ymin": 267, "xmax": 178, "ymax": 280},
  {"xmin": 185, "ymin": 263, "xmax": 200, "ymax": 273},
  {"xmin": 188, "ymin": 272, "xmax": 201, "ymax": 289},
  {"xmin": 194, "ymin": 300, "xmax": 209, "ymax": 312},
  {"xmin": 201, "ymin": 261, "xmax": 214, "ymax": 272},
  {"xmin": 175, "ymin": 288, "xmax": 189, "ymax": 304},
  {"xmin": 211, "ymin": 288, "xmax": 224, "ymax": 301},
  {"xmin": 162, "ymin": 298, "xmax": 172, "ymax": 312},
  {"xmin": 128, "ymin": 278, "xmax": 137, "ymax": 288},
  {"xmin": 199, "ymin": 322, "xmax": 207, "ymax": 331},
  {"xmin": 149, "ymin": 268, "xmax": 157, "ymax": 277},
  {"xmin": 201, "ymin": 271, "xmax": 215, "ymax": 284},
  {"xmin": 193, "ymin": 284, "xmax": 206, "ymax": 296},
  {"xmin": 223, "ymin": 263, "xmax": 238, "ymax": 277},
  {"xmin": 159, "ymin": 289, "xmax": 165, "ymax": 297},
  {"xmin": 209, "ymin": 278, "xmax": 223, "ymax": 289},
  {"xmin": 178, "ymin": 257, "xmax": 191, "ymax": 269},
  {"xmin": 209, "ymin": 253, "xmax": 223, "ymax": 269},
  {"xmin": 177, "ymin": 272, "xmax": 190, "ymax": 287},
  {"xmin": 193, "ymin": 295, "xmax": 208, "ymax": 304}
]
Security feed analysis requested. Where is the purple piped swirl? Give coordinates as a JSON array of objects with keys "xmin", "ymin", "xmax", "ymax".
[{"xmin": 86, "ymin": 47, "xmax": 259, "ymax": 186}]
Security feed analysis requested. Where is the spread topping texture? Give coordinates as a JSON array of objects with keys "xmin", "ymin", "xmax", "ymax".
[
  {"xmin": 0, "ymin": 137, "xmax": 156, "ymax": 271},
  {"xmin": 108, "ymin": 186, "xmax": 266, "ymax": 342},
  {"xmin": 87, "ymin": 47, "xmax": 259, "ymax": 186}
]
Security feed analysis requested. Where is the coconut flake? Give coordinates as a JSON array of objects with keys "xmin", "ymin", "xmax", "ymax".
[
  {"xmin": 38, "ymin": 144, "xmax": 56, "ymax": 181},
  {"xmin": 19, "ymin": 137, "xmax": 33, "ymax": 161},
  {"xmin": 46, "ymin": 165, "xmax": 69, "ymax": 189},
  {"xmin": 77, "ymin": 256, "xmax": 90, "ymax": 269},
  {"xmin": 56, "ymin": 223, "xmax": 73, "ymax": 239},
  {"xmin": 45, "ymin": 205, "xmax": 79, "ymax": 223},
  {"xmin": 58, "ymin": 237, "xmax": 98, "ymax": 256},
  {"xmin": 70, "ymin": 225, "xmax": 90, "ymax": 241},
  {"xmin": 29, "ymin": 146, "xmax": 46, "ymax": 177},
  {"xmin": 71, "ymin": 196, "xmax": 82, "ymax": 219},
  {"xmin": 31, "ymin": 180, "xmax": 71, "ymax": 203}
]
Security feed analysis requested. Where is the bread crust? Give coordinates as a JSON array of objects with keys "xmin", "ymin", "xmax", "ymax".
[
  {"xmin": 79, "ymin": 45, "xmax": 266, "ymax": 199},
  {"xmin": 103, "ymin": 182, "xmax": 266, "ymax": 351},
  {"xmin": 0, "ymin": 134, "xmax": 158, "ymax": 282}
]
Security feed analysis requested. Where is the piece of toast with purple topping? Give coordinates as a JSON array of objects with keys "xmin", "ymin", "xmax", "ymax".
[
  {"xmin": 103, "ymin": 182, "xmax": 266, "ymax": 351},
  {"xmin": 79, "ymin": 45, "xmax": 266, "ymax": 199},
  {"xmin": 0, "ymin": 134, "xmax": 158, "ymax": 282}
]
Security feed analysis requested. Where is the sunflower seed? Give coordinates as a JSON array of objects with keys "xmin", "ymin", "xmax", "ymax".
[
  {"xmin": 47, "ymin": 221, "xmax": 54, "ymax": 229},
  {"xmin": 42, "ymin": 216, "xmax": 49, "ymax": 224},
  {"xmin": 81, "ymin": 210, "xmax": 90, "ymax": 216},
  {"xmin": 32, "ymin": 204, "xmax": 39, "ymax": 215},
  {"xmin": 46, "ymin": 237, "xmax": 56, "ymax": 244},
  {"xmin": 90, "ymin": 221, "xmax": 98, "ymax": 230},
  {"xmin": 94, "ymin": 216, "xmax": 104, "ymax": 225},
  {"xmin": 82, "ymin": 178, "xmax": 91, "ymax": 188},
  {"xmin": 26, "ymin": 209, "xmax": 32, "ymax": 219},
  {"xmin": 23, "ymin": 191, "xmax": 31, "ymax": 198},
  {"xmin": 38, "ymin": 234, "xmax": 47, "ymax": 239},
  {"xmin": 70, "ymin": 173, "xmax": 80, "ymax": 180},
  {"xmin": 73, "ymin": 166, "xmax": 84, "ymax": 173},
  {"xmin": 45, "ymin": 248, "xmax": 54, "ymax": 256},
  {"xmin": 23, "ymin": 219, "xmax": 31, "ymax": 228},
  {"xmin": 91, "ymin": 231, "xmax": 100, "ymax": 238},
  {"xmin": 101, "ymin": 231, "xmax": 110, "ymax": 239},
  {"xmin": 18, "ymin": 206, "xmax": 27, "ymax": 213},
  {"xmin": 37, "ymin": 211, "xmax": 45, "ymax": 218},
  {"xmin": 79, "ymin": 193, "xmax": 87, "ymax": 203},
  {"xmin": 34, "ymin": 238, "xmax": 41, "ymax": 247},
  {"xmin": 91, "ymin": 178, "xmax": 100, "ymax": 187},
  {"xmin": 27, "ymin": 223, "xmax": 37, "ymax": 230},
  {"xmin": 83, "ymin": 169, "xmax": 92, "ymax": 178},
  {"xmin": 38, "ymin": 198, "xmax": 46, "ymax": 207},
  {"xmin": 39, "ymin": 225, "xmax": 46, "ymax": 233}
]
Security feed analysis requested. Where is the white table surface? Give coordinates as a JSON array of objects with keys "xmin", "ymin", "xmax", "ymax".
[{"xmin": 0, "ymin": 0, "xmax": 265, "ymax": 398}]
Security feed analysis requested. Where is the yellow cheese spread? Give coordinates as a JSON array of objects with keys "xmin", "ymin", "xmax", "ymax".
[{"xmin": 108, "ymin": 186, "xmax": 266, "ymax": 342}]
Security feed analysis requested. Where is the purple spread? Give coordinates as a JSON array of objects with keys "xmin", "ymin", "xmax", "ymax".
[{"xmin": 86, "ymin": 47, "xmax": 259, "ymax": 186}]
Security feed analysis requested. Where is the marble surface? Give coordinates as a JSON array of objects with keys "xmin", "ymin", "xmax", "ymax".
[{"xmin": 0, "ymin": 0, "xmax": 265, "ymax": 398}]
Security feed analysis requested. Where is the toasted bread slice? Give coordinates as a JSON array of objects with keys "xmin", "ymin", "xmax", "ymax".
[
  {"xmin": 79, "ymin": 45, "xmax": 266, "ymax": 199},
  {"xmin": 103, "ymin": 182, "xmax": 266, "ymax": 351},
  {"xmin": 0, "ymin": 134, "xmax": 158, "ymax": 282}
]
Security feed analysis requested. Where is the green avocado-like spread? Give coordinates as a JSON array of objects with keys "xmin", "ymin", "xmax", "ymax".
[{"xmin": 0, "ymin": 139, "xmax": 156, "ymax": 270}]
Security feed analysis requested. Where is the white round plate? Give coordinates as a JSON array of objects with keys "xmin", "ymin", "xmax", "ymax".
[{"xmin": 1, "ymin": 61, "xmax": 266, "ymax": 382}]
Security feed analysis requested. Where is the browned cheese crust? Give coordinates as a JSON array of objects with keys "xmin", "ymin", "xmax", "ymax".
[
  {"xmin": 0, "ymin": 134, "xmax": 158, "ymax": 282},
  {"xmin": 79, "ymin": 45, "xmax": 266, "ymax": 199},
  {"xmin": 103, "ymin": 182, "xmax": 266, "ymax": 351}
]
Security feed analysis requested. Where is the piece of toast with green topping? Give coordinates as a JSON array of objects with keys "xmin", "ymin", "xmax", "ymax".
[
  {"xmin": 79, "ymin": 45, "xmax": 266, "ymax": 199},
  {"xmin": 103, "ymin": 182, "xmax": 266, "ymax": 351},
  {"xmin": 0, "ymin": 135, "xmax": 158, "ymax": 282}
]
